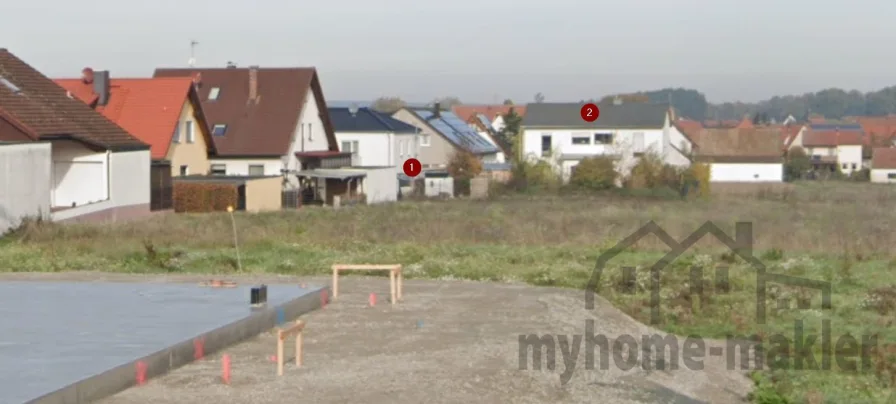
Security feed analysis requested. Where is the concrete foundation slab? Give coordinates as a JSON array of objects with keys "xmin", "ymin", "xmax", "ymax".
[{"xmin": 0, "ymin": 281, "xmax": 326, "ymax": 404}]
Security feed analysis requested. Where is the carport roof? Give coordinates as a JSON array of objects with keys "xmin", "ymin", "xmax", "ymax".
[{"xmin": 298, "ymin": 169, "xmax": 366, "ymax": 180}]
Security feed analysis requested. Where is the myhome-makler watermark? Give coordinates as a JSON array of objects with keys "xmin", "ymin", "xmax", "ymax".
[
  {"xmin": 519, "ymin": 221, "xmax": 878, "ymax": 384},
  {"xmin": 519, "ymin": 319, "xmax": 878, "ymax": 385}
]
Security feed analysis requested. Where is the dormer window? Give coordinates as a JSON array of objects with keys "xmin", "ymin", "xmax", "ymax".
[
  {"xmin": 212, "ymin": 124, "xmax": 227, "ymax": 136},
  {"xmin": 208, "ymin": 87, "xmax": 220, "ymax": 100}
]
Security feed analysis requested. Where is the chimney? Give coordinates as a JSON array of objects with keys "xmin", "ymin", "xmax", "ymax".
[
  {"xmin": 93, "ymin": 70, "xmax": 110, "ymax": 106},
  {"xmin": 81, "ymin": 67, "xmax": 94, "ymax": 84},
  {"xmin": 248, "ymin": 65, "xmax": 259, "ymax": 102},
  {"xmin": 432, "ymin": 102, "xmax": 441, "ymax": 118}
]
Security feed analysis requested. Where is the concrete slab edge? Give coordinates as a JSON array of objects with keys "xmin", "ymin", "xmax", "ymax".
[{"xmin": 24, "ymin": 286, "xmax": 330, "ymax": 404}]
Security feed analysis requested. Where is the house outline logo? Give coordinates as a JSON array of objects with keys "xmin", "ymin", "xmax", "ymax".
[{"xmin": 585, "ymin": 221, "xmax": 832, "ymax": 325}]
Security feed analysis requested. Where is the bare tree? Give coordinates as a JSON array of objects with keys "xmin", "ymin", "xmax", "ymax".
[
  {"xmin": 503, "ymin": 99, "xmax": 514, "ymax": 105},
  {"xmin": 371, "ymin": 96, "xmax": 406, "ymax": 114},
  {"xmin": 430, "ymin": 96, "xmax": 462, "ymax": 108}
]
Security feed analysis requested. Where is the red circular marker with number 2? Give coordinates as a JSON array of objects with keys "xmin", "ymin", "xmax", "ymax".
[
  {"xmin": 581, "ymin": 103, "xmax": 599, "ymax": 122},
  {"xmin": 403, "ymin": 158, "xmax": 422, "ymax": 177}
]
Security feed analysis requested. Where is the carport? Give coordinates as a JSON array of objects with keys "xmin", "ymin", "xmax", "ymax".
[{"xmin": 296, "ymin": 169, "xmax": 367, "ymax": 206}]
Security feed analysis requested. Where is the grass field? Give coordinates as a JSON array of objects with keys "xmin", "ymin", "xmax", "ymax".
[{"xmin": 4, "ymin": 181, "xmax": 896, "ymax": 402}]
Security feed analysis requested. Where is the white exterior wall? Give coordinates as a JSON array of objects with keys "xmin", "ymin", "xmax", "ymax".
[
  {"xmin": 665, "ymin": 124, "xmax": 692, "ymax": 167},
  {"xmin": 871, "ymin": 169, "xmax": 896, "ymax": 183},
  {"xmin": 359, "ymin": 166, "xmax": 399, "ymax": 204},
  {"xmin": 521, "ymin": 127, "xmax": 666, "ymax": 181},
  {"xmin": 50, "ymin": 140, "xmax": 108, "ymax": 208},
  {"xmin": 336, "ymin": 131, "xmax": 419, "ymax": 167},
  {"xmin": 394, "ymin": 133, "xmax": 418, "ymax": 164},
  {"xmin": 210, "ymin": 158, "xmax": 282, "ymax": 176},
  {"xmin": 0, "ymin": 143, "xmax": 51, "ymax": 233},
  {"xmin": 709, "ymin": 163, "xmax": 783, "ymax": 182},
  {"xmin": 492, "ymin": 115, "xmax": 505, "ymax": 132},
  {"xmin": 281, "ymin": 88, "xmax": 332, "ymax": 188},
  {"xmin": 475, "ymin": 130, "xmax": 505, "ymax": 163},
  {"xmin": 837, "ymin": 145, "xmax": 862, "ymax": 173},
  {"xmin": 337, "ymin": 132, "xmax": 388, "ymax": 166},
  {"xmin": 52, "ymin": 148, "xmax": 151, "ymax": 221}
]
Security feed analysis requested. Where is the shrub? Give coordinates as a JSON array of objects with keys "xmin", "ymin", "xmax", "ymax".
[
  {"xmin": 626, "ymin": 153, "xmax": 680, "ymax": 190},
  {"xmin": 569, "ymin": 156, "xmax": 617, "ymax": 190},
  {"xmin": 681, "ymin": 162, "xmax": 711, "ymax": 198},
  {"xmin": 448, "ymin": 148, "xmax": 483, "ymax": 180},
  {"xmin": 173, "ymin": 182, "xmax": 239, "ymax": 213},
  {"xmin": 508, "ymin": 159, "xmax": 561, "ymax": 192}
]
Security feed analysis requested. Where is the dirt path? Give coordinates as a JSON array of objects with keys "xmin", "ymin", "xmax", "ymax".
[{"xmin": 1, "ymin": 272, "xmax": 754, "ymax": 403}]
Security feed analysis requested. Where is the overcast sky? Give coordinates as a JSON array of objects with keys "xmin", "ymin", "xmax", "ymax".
[{"xmin": 4, "ymin": 0, "xmax": 896, "ymax": 104}]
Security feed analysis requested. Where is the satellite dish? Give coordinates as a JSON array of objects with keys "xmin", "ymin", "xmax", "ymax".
[{"xmin": 348, "ymin": 103, "xmax": 359, "ymax": 116}]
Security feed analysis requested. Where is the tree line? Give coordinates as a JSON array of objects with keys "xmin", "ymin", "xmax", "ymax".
[{"xmin": 372, "ymin": 84, "xmax": 896, "ymax": 122}]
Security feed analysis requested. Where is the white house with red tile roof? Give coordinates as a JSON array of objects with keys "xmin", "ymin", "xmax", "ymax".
[
  {"xmin": 871, "ymin": 148, "xmax": 896, "ymax": 183},
  {"xmin": 787, "ymin": 124, "xmax": 864, "ymax": 174}
]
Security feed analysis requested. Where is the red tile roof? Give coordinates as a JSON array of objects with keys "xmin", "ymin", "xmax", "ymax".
[
  {"xmin": 452, "ymin": 105, "xmax": 526, "ymax": 122},
  {"xmin": 857, "ymin": 117, "xmax": 896, "ymax": 147},
  {"xmin": 872, "ymin": 147, "xmax": 896, "ymax": 169},
  {"xmin": 0, "ymin": 49, "xmax": 147, "ymax": 150},
  {"xmin": 673, "ymin": 119, "xmax": 702, "ymax": 138},
  {"xmin": 153, "ymin": 67, "xmax": 338, "ymax": 157},
  {"xmin": 54, "ymin": 76, "xmax": 213, "ymax": 160},
  {"xmin": 802, "ymin": 130, "xmax": 864, "ymax": 147}
]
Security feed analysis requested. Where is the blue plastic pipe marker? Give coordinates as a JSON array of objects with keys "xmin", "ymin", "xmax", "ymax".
[{"xmin": 276, "ymin": 307, "xmax": 285, "ymax": 326}]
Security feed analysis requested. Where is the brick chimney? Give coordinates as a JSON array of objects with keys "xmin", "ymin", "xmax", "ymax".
[
  {"xmin": 432, "ymin": 102, "xmax": 441, "ymax": 118},
  {"xmin": 248, "ymin": 65, "xmax": 259, "ymax": 102}
]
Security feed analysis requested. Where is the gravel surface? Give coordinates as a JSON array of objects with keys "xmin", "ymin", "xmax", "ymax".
[{"xmin": 0, "ymin": 272, "xmax": 754, "ymax": 404}]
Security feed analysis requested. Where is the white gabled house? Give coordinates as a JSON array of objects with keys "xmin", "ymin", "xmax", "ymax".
[
  {"xmin": 786, "ymin": 123, "xmax": 864, "ymax": 174},
  {"xmin": 328, "ymin": 106, "xmax": 421, "ymax": 167},
  {"xmin": 519, "ymin": 101, "xmax": 692, "ymax": 182}
]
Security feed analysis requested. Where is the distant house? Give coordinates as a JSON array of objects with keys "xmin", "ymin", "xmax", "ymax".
[
  {"xmin": 54, "ymin": 70, "xmax": 215, "ymax": 177},
  {"xmin": 788, "ymin": 124, "xmax": 863, "ymax": 174},
  {"xmin": 520, "ymin": 101, "xmax": 691, "ymax": 182},
  {"xmin": 871, "ymin": 148, "xmax": 896, "ymax": 183},
  {"xmin": 857, "ymin": 116, "xmax": 896, "ymax": 167},
  {"xmin": 0, "ymin": 48, "xmax": 152, "ymax": 222},
  {"xmin": 328, "ymin": 106, "xmax": 419, "ymax": 167},
  {"xmin": 392, "ymin": 104, "xmax": 501, "ymax": 169},
  {"xmin": 153, "ymin": 66, "xmax": 340, "ymax": 186},
  {"xmin": 453, "ymin": 104, "xmax": 527, "ymax": 133},
  {"xmin": 687, "ymin": 128, "xmax": 784, "ymax": 182}
]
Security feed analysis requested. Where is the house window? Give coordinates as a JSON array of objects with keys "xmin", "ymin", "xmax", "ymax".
[
  {"xmin": 541, "ymin": 135, "xmax": 552, "ymax": 156},
  {"xmin": 572, "ymin": 136, "xmax": 590, "ymax": 145},
  {"xmin": 341, "ymin": 140, "xmax": 359, "ymax": 161},
  {"xmin": 889, "ymin": 173, "xmax": 896, "ymax": 179},
  {"xmin": 248, "ymin": 165, "xmax": 264, "ymax": 176},
  {"xmin": 210, "ymin": 164, "xmax": 226, "ymax": 175},
  {"xmin": 173, "ymin": 123, "xmax": 181, "ymax": 143},
  {"xmin": 400, "ymin": 140, "xmax": 406, "ymax": 157},
  {"xmin": 851, "ymin": 163, "xmax": 857, "ymax": 169},
  {"xmin": 208, "ymin": 87, "xmax": 220, "ymax": 100},
  {"xmin": 212, "ymin": 124, "xmax": 227, "ymax": 136},
  {"xmin": 842, "ymin": 163, "xmax": 848, "ymax": 170},
  {"xmin": 420, "ymin": 134, "xmax": 431, "ymax": 147},
  {"xmin": 185, "ymin": 121, "xmax": 194, "ymax": 143},
  {"xmin": 179, "ymin": 165, "xmax": 188, "ymax": 176},
  {"xmin": 307, "ymin": 123, "xmax": 313, "ymax": 141},
  {"xmin": 594, "ymin": 133, "xmax": 613, "ymax": 144}
]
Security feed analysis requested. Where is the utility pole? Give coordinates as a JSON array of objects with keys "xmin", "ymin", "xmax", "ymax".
[{"xmin": 189, "ymin": 40, "xmax": 199, "ymax": 67}]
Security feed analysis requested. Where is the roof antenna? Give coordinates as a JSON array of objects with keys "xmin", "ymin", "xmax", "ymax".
[
  {"xmin": 188, "ymin": 40, "xmax": 199, "ymax": 67},
  {"xmin": 348, "ymin": 103, "xmax": 359, "ymax": 117}
]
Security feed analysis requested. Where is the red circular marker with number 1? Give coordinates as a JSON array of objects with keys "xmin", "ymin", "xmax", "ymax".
[
  {"xmin": 403, "ymin": 158, "xmax": 422, "ymax": 177},
  {"xmin": 581, "ymin": 103, "xmax": 599, "ymax": 122}
]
